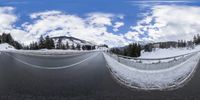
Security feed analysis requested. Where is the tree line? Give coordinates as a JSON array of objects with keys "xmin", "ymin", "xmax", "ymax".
[
  {"xmin": 0, "ymin": 33, "xmax": 23, "ymax": 49},
  {"xmin": 110, "ymin": 34, "xmax": 200, "ymax": 57},
  {"xmin": 0, "ymin": 33, "xmax": 96, "ymax": 50},
  {"xmin": 143, "ymin": 40, "xmax": 189, "ymax": 52},
  {"xmin": 24, "ymin": 35, "xmax": 55, "ymax": 50},
  {"xmin": 110, "ymin": 43, "xmax": 141, "ymax": 57},
  {"xmin": 24, "ymin": 35, "xmax": 96, "ymax": 50}
]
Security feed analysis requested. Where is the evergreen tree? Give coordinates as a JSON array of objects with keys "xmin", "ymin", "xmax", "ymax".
[
  {"xmin": 39, "ymin": 35, "xmax": 45, "ymax": 49},
  {"xmin": 71, "ymin": 43, "xmax": 75, "ymax": 50},
  {"xmin": 57, "ymin": 38, "xmax": 62, "ymax": 49},
  {"xmin": 45, "ymin": 35, "xmax": 53, "ymax": 49},
  {"xmin": 144, "ymin": 43, "xmax": 153, "ymax": 52},
  {"xmin": 66, "ymin": 41, "xmax": 69, "ymax": 49},
  {"xmin": 76, "ymin": 44, "xmax": 81, "ymax": 50},
  {"xmin": 0, "ymin": 35, "xmax": 2, "ymax": 43},
  {"xmin": 110, "ymin": 43, "xmax": 141, "ymax": 57},
  {"xmin": 194, "ymin": 35, "xmax": 197, "ymax": 44},
  {"xmin": 0, "ymin": 33, "xmax": 22, "ymax": 49},
  {"xmin": 61, "ymin": 44, "xmax": 66, "ymax": 49}
]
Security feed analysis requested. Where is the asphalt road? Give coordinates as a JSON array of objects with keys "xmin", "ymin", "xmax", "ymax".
[{"xmin": 0, "ymin": 51, "xmax": 200, "ymax": 100}]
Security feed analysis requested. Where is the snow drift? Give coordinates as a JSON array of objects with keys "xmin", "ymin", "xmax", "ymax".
[
  {"xmin": 0, "ymin": 43, "xmax": 15, "ymax": 51},
  {"xmin": 103, "ymin": 52, "xmax": 200, "ymax": 90}
]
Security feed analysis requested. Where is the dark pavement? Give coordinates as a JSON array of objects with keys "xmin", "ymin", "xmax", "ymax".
[{"xmin": 0, "ymin": 51, "xmax": 200, "ymax": 100}]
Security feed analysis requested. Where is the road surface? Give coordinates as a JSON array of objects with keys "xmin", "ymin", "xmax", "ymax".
[{"xmin": 0, "ymin": 51, "xmax": 200, "ymax": 100}]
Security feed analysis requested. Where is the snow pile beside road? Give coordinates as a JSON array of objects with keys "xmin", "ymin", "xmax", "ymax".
[
  {"xmin": 104, "ymin": 53, "xmax": 200, "ymax": 90},
  {"xmin": 0, "ymin": 43, "xmax": 15, "ymax": 51},
  {"xmin": 9, "ymin": 49, "xmax": 97, "ymax": 56},
  {"xmin": 140, "ymin": 45, "xmax": 200, "ymax": 58}
]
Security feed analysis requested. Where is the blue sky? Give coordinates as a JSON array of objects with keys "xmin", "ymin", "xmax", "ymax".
[{"xmin": 0, "ymin": 0, "xmax": 199, "ymax": 47}]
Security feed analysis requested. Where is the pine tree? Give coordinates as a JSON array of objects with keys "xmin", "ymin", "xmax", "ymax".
[
  {"xmin": 57, "ymin": 38, "xmax": 62, "ymax": 49},
  {"xmin": 50, "ymin": 38, "xmax": 55, "ymax": 49},
  {"xmin": 61, "ymin": 44, "xmax": 66, "ymax": 49},
  {"xmin": 194, "ymin": 35, "xmax": 197, "ymax": 44},
  {"xmin": 39, "ymin": 35, "xmax": 45, "ymax": 49},
  {"xmin": 45, "ymin": 35, "xmax": 53, "ymax": 49},
  {"xmin": 0, "ymin": 35, "xmax": 2, "ymax": 44},
  {"xmin": 66, "ymin": 41, "xmax": 69, "ymax": 49},
  {"xmin": 76, "ymin": 44, "xmax": 81, "ymax": 50},
  {"xmin": 71, "ymin": 43, "xmax": 75, "ymax": 50}
]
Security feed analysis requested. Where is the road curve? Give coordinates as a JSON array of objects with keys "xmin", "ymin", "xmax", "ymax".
[{"xmin": 0, "ymin": 51, "xmax": 200, "ymax": 100}]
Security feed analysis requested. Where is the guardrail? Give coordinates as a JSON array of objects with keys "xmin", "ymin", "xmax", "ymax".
[
  {"xmin": 105, "ymin": 51, "xmax": 199, "ymax": 70},
  {"xmin": 104, "ymin": 51, "xmax": 200, "ymax": 90},
  {"xmin": 108, "ymin": 51, "xmax": 198, "ymax": 60}
]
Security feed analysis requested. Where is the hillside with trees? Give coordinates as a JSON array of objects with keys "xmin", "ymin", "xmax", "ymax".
[
  {"xmin": 25, "ymin": 35, "xmax": 98, "ymax": 50},
  {"xmin": 0, "ymin": 33, "xmax": 107, "ymax": 50},
  {"xmin": 110, "ymin": 34, "xmax": 200, "ymax": 57},
  {"xmin": 0, "ymin": 33, "xmax": 22, "ymax": 49},
  {"xmin": 110, "ymin": 43, "xmax": 141, "ymax": 57}
]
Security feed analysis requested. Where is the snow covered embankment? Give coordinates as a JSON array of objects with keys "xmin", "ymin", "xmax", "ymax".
[
  {"xmin": 0, "ymin": 43, "xmax": 15, "ymax": 51},
  {"xmin": 103, "ymin": 53, "xmax": 200, "ymax": 90}
]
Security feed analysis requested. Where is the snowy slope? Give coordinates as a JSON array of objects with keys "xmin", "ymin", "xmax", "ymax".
[
  {"xmin": 0, "ymin": 43, "xmax": 15, "ymax": 51},
  {"xmin": 140, "ymin": 45, "xmax": 200, "ymax": 58}
]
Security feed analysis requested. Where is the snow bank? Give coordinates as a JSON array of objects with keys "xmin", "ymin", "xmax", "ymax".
[
  {"xmin": 110, "ymin": 53, "xmax": 194, "ymax": 70},
  {"xmin": 0, "ymin": 43, "xmax": 15, "ymax": 51},
  {"xmin": 140, "ymin": 45, "xmax": 200, "ymax": 58},
  {"xmin": 8, "ymin": 49, "xmax": 96, "ymax": 56},
  {"xmin": 104, "ymin": 53, "xmax": 200, "ymax": 90}
]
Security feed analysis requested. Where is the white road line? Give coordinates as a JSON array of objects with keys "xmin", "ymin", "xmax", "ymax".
[
  {"xmin": 8, "ymin": 51, "xmax": 89, "ymax": 58},
  {"xmin": 4, "ymin": 52, "xmax": 99, "ymax": 70}
]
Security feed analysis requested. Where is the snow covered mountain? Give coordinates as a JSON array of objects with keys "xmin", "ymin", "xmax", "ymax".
[
  {"xmin": 51, "ymin": 36, "xmax": 108, "ymax": 49},
  {"xmin": 52, "ymin": 36, "xmax": 96, "ymax": 46}
]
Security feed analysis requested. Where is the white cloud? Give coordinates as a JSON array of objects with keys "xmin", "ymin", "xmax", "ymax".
[
  {"xmin": 3, "ymin": 5, "xmax": 200, "ymax": 47},
  {"xmin": 125, "ymin": 31, "xmax": 140, "ymax": 41},
  {"xmin": 86, "ymin": 12, "xmax": 114, "ymax": 26},
  {"xmin": 125, "ymin": 5, "xmax": 200, "ymax": 42},
  {"xmin": 22, "ymin": 11, "xmax": 128, "ymax": 47},
  {"xmin": 0, "ymin": 7, "xmax": 128, "ymax": 47},
  {"xmin": 0, "ymin": 7, "xmax": 36, "ymax": 45},
  {"xmin": 30, "ymin": 10, "xmax": 62, "ymax": 19},
  {"xmin": 113, "ymin": 22, "xmax": 124, "ymax": 32},
  {"xmin": 0, "ymin": 7, "xmax": 17, "ymax": 32},
  {"xmin": 131, "ymin": 0, "xmax": 192, "ymax": 3}
]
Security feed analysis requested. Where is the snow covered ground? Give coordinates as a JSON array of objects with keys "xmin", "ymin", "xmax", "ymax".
[
  {"xmin": 104, "ymin": 52, "xmax": 200, "ymax": 90},
  {"xmin": 0, "ymin": 43, "xmax": 15, "ymax": 51},
  {"xmin": 0, "ymin": 43, "xmax": 101, "ymax": 55},
  {"xmin": 140, "ymin": 45, "xmax": 200, "ymax": 58},
  {"xmin": 8, "ymin": 49, "xmax": 99, "ymax": 56}
]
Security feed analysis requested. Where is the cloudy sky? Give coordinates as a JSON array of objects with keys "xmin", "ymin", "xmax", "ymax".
[{"xmin": 0, "ymin": 0, "xmax": 199, "ymax": 47}]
